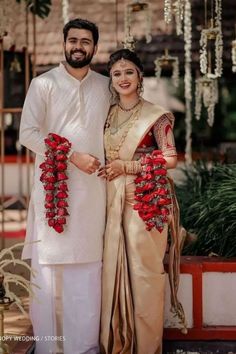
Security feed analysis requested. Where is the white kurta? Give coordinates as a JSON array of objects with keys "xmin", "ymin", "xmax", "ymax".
[{"xmin": 20, "ymin": 63, "xmax": 110, "ymax": 265}]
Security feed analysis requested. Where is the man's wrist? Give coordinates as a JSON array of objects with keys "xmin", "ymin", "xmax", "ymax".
[{"xmin": 68, "ymin": 149, "xmax": 75, "ymax": 162}]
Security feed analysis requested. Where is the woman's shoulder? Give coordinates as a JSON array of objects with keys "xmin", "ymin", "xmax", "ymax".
[
  {"xmin": 108, "ymin": 103, "xmax": 117, "ymax": 114},
  {"xmin": 142, "ymin": 99, "xmax": 171, "ymax": 117}
]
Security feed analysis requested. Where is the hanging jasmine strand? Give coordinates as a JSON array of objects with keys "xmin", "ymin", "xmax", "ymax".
[
  {"xmin": 232, "ymin": 39, "xmax": 236, "ymax": 73},
  {"xmin": 195, "ymin": 77, "xmax": 219, "ymax": 127},
  {"xmin": 184, "ymin": 0, "xmax": 192, "ymax": 164},
  {"xmin": 164, "ymin": 0, "xmax": 172, "ymax": 24},
  {"xmin": 61, "ymin": 0, "xmax": 69, "ymax": 25},
  {"xmin": 124, "ymin": 1, "xmax": 152, "ymax": 47},
  {"xmin": 155, "ymin": 52, "xmax": 180, "ymax": 88},
  {"xmin": 199, "ymin": 0, "xmax": 223, "ymax": 78}
]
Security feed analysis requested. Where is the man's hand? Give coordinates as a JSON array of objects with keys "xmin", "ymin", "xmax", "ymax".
[{"xmin": 70, "ymin": 151, "xmax": 101, "ymax": 175}]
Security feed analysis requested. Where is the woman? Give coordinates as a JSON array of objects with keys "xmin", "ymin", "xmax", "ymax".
[{"xmin": 99, "ymin": 49, "xmax": 185, "ymax": 354}]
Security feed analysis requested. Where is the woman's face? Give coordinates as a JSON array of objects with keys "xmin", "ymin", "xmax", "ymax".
[{"xmin": 110, "ymin": 59, "xmax": 140, "ymax": 98}]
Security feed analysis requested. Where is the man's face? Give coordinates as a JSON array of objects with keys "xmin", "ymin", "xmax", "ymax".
[{"xmin": 64, "ymin": 28, "xmax": 97, "ymax": 68}]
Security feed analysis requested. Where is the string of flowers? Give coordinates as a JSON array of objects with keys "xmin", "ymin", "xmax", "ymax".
[
  {"xmin": 173, "ymin": 0, "xmax": 184, "ymax": 35},
  {"xmin": 164, "ymin": 0, "xmax": 172, "ymax": 24},
  {"xmin": 123, "ymin": 27, "xmax": 136, "ymax": 51},
  {"xmin": 184, "ymin": 0, "xmax": 192, "ymax": 164},
  {"xmin": 232, "ymin": 39, "xmax": 236, "ymax": 73},
  {"xmin": 133, "ymin": 150, "xmax": 172, "ymax": 233},
  {"xmin": 61, "ymin": 0, "xmax": 69, "ymax": 25},
  {"xmin": 199, "ymin": 0, "xmax": 223, "ymax": 78},
  {"xmin": 124, "ymin": 1, "xmax": 152, "ymax": 45},
  {"xmin": 155, "ymin": 54, "xmax": 180, "ymax": 88},
  {"xmin": 195, "ymin": 77, "xmax": 218, "ymax": 127},
  {"xmin": 40, "ymin": 133, "xmax": 71, "ymax": 234},
  {"xmin": 145, "ymin": 6, "xmax": 152, "ymax": 43}
]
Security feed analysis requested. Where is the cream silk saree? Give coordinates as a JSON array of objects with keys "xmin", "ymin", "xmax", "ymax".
[{"xmin": 100, "ymin": 100, "xmax": 186, "ymax": 354}]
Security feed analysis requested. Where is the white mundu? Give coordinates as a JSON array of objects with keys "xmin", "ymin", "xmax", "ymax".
[
  {"xmin": 20, "ymin": 62, "xmax": 110, "ymax": 265},
  {"xmin": 19, "ymin": 62, "xmax": 110, "ymax": 354}
]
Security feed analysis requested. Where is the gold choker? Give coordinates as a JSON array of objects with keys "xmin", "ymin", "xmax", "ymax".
[{"xmin": 118, "ymin": 99, "xmax": 140, "ymax": 112}]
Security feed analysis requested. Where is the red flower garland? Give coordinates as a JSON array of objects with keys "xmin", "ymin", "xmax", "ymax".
[
  {"xmin": 39, "ymin": 133, "xmax": 71, "ymax": 234},
  {"xmin": 134, "ymin": 150, "xmax": 172, "ymax": 232}
]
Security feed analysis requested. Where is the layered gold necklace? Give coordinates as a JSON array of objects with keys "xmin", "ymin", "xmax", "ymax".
[{"xmin": 105, "ymin": 100, "xmax": 143, "ymax": 160}]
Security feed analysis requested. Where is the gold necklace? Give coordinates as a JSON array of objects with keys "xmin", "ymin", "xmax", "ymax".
[
  {"xmin": 110, "ymin": 109, "xmax": 133, "ymax": 134},
  {"xmin": 118, "ymin": 98, "xmax": 140, "ymax": 112},
  {"xmin": 104, "ymin": 100, "xmax": 143, "ymax": 160}
]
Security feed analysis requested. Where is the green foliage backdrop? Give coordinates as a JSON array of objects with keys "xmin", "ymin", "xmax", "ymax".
[
  {"xmin": 16, "ymin": 0, "xmax": 52, "ymax": 19},
  {"xmin": 176, "ymin": 162, "xmax": 236, "ymax": 257}
]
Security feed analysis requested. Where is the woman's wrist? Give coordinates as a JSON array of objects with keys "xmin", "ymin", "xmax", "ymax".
[{"xmin": 124, "ymin": 161, "xmax": 142, "ymax": 175}]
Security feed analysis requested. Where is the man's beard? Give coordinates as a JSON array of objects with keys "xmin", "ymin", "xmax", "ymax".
[{"xmin": 65, "ymin": 49, "xmax": 94, "ymax": 68}]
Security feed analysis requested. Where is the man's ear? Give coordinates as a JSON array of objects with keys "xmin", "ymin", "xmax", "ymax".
[{"xmin": 94, "ymin": 45, "xmax": 98, "ymax": 55}]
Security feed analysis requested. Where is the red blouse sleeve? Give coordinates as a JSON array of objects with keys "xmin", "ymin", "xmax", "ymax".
[{"xmin": 153, "ymin": 113, "xmax": 177, "ymax": 157}]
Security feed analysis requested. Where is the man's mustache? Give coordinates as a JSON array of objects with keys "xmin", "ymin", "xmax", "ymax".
[{"xmin": 71, "ymin": 50, "xmax": 86, "ymax": 56}]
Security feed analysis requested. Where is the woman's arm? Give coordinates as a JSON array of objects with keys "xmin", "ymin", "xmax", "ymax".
[{"xmin": 153, "ymin": 113, "xmax": 177, "ymax": 169}]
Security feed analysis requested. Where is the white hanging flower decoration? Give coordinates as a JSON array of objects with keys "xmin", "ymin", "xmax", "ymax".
[
  {"xmin": 164, "ymin": 0, "xmax": 184, "ymax": 36},
  {"xmin": 154, "ymin": 50, "xmax": 179, "ymax": 88},
  {"xmin": 184, "ymin": 0, "xmax": 192, "ymax": 164},
  {"xmin": 164, "ymin": 0, "xmax": 172, "ymax": 24},
  {"xmin": 173, "ymin": 0, "xmax": 184, "ymax": 35},
  {"xmin": 122, "ymin": 30, "xmax": 136, "ymax": 51},
  {"xmin": 61, "ymin": 0, "xmax": 69, "ymax": 25},
  {"xmin": 199, "ymin": 0, "xmax": 223, "ymax": 78},
  {"xmin": 195, "ymin": 77, "xmax": 219, "ymax": 127},
  {"xmin": 232, "ymin": 40, "xmax": 236, "ymax": 73},
  {"xmin": 124, "ymin": 1, "xmax": 152, "ymax": 45}
]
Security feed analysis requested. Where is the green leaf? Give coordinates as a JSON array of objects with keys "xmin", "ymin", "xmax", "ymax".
[{"xmin": 16, "ymin": 0, "xmax": 52, "ymax": 19}]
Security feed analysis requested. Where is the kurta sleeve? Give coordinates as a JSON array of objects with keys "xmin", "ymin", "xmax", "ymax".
[
  {"xmin": 153, "ymin": 113, "xmax": 177, "ymax": 157},
  {"xmin": 19, "ymin": 78, "xmax": 47, "ymax": 156}
]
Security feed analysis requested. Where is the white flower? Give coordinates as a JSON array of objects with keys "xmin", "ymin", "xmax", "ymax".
[
  {"xmin": 195, "ymin": 77, "xmax": 218, "ymax": 127},
  {"xmin": 62, "ymin": 0, "xmax": 69, "ymax": 25},
  {"xmin": 184, "ymin": 0, "xmax": 192, "ymax": 164},
  {"xmin": 231, "ymin": 40, "xmax": 236, "ymax": 73},
  {"xmin": 154, "ymin": 53, "xmax": 179, "ymax": 88},
  {"xmin": 199, "ymin": 0, "xmax": 223, "ymax": 78},
  {"xmin": 124, "ymin": 1, "xmax": 152, "ymax": 46},
  {"xmin": 164, "ymin": 0, "xmax": 172, "ymax": 24}
]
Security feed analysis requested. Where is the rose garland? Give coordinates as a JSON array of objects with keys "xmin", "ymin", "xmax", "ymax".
[
  {"xmin": 134, "ymin": 150, "xmax": 172, "ymax": 233},
  {"xmin": 39, "ymin": 133, "xmax": 71, "ymax": 234}
]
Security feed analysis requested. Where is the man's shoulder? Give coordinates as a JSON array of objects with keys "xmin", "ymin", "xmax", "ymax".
[
  {"xmin": 30, "ymin": 66, "xmax": 60, "ymax": 91},
  {"xmin": 91, "ymin": 70, "xmax": 109, "ymax": 85},
  {"xmin": 35, "ymin": 66, "xmax": 59, "ymax": 82}
]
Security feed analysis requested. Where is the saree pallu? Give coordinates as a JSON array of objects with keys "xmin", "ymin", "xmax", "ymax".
[{"xmin": 101, "ymin": 101, "xmax": 173, "ymax": 354}]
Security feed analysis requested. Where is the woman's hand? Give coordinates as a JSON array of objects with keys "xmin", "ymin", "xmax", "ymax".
[{"xmin": 98, "ymin": 159, "xmax": 125, "ymax": 181}]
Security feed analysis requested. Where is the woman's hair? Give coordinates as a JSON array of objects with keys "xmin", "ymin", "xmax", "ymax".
[{"xmin": 107, "ymin": 49, "xmax": 144, "ymax": 74}]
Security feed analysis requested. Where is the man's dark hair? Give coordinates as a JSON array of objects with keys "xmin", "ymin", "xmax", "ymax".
[{"xmin": 63, "ymin": 18, "xmax": 99, "ymax": 45}]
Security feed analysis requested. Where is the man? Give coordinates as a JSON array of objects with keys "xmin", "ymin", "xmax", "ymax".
[{"xmin": 19, "ymin": 18, "xmax": 110, "ymax": 354}]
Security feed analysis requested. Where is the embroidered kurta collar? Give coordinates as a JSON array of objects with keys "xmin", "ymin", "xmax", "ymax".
[{"xmin": 59, "ymin": 62, "xmax": 92, "ymax": 85}]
